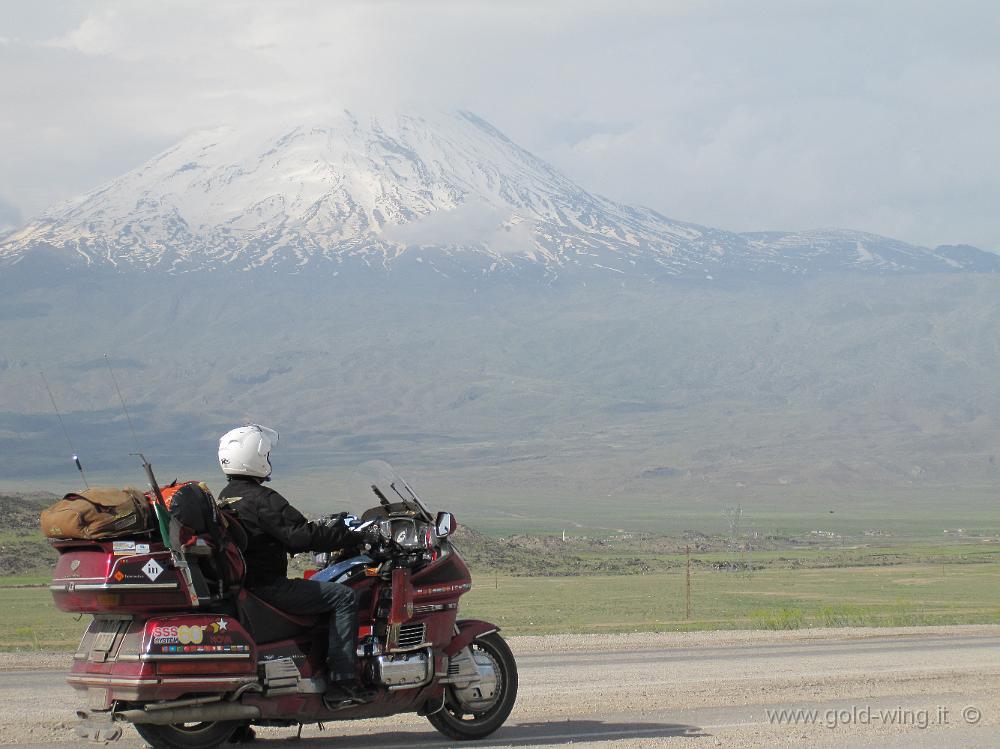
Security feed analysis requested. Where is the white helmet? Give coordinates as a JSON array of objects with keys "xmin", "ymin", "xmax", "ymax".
[{"xmin": 218, "ymin": 424, "xmax": 279, "ymax": 478}]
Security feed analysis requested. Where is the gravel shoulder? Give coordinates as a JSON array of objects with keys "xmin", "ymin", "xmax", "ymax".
[
  {"xmin": 506, "ymin": 623, "xmax": 1000, "ymax": 654},
  {"xmin": 3, "ymin": 625, "xmax": 1000, "ymax": 747},
  {"xmin": 5, "ymin": 623, "xmax": 1000, "ymax": 670}
]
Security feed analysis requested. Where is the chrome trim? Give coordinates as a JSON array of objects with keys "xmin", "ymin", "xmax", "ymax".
[
  {"xmin": 50, "ymin": 582, "xmax": 179, "ymax": 591},
  {"xmin": 451, "ymin": 646, "xmax": 500, "ymax": 712},
  {"xmin": 68, "ymin": 676, "xmax": 158, "ymax": 687},
  {"xmin": 161, "ymin": 677, "xmax": 255, "ymax": 685},
  {"xmin": 412, "ymin": 603, "xmax": 457, "ymax": 614},
  {"xmin": 390, "ymin": 641, "xmax": 431, "ymax": 653},
  {"xmin": 414, "ymin": 582, "xmax": 471, "ymax": 596},
  {"xmin": 141, "ymin": 654, "xmax": 252, "ymax": 661},
  {"xmin": 160, "ymin": 674, "xmax": 257, "ymax": 684},
  {"xmin": 374, "ymin": 648, "xmax": 434, "ymax": 691},
  {"xmin": 67, "ymin": 675, "xmax": 254, "ymax": 688},
  {"xmin": 392, "ymin": 622, "xmax": 428, "ymax": 653}
]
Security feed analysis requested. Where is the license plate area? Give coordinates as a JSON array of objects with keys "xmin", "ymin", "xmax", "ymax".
[
  {"xmin": 89, "ymin": 619, "xmax": 125, "ymax": 662},
  {"xmin": 86, "ymin": 687, "xmax": 112, "ymax": 710}
]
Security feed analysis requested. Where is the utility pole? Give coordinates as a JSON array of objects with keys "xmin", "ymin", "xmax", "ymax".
[
  {"xmin": 685, "ymin": 544, "xmax": 692, "ymax": 620},
  {"xmin": 725, "ymin": 505, "xmax": 743, "ymax": 572}
]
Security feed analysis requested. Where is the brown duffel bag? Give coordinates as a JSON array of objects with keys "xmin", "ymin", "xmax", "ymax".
[{"xmin": 40, "ymin": 486, "xmax": 154, "ymax": 539}]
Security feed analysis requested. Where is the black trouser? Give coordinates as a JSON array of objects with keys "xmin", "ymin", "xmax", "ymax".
[{"xmin": 251, "ymin": 578, "xmax": 358, "ymax": 682}]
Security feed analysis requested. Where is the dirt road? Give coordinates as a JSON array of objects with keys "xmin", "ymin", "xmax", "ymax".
[{"xmin": 3, "ymin": 625, "xmax": 999, "ymax": 748}]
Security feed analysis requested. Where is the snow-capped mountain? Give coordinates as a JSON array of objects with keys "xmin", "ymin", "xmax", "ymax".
[{"xmin": 1, "ymin": 110, "xmax": 996, "ymax": 280}]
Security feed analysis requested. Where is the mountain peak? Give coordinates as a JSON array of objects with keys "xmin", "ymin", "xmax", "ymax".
[{"xmin": 2, "ymin": 110, "xmax": 997, "ymax": 280}]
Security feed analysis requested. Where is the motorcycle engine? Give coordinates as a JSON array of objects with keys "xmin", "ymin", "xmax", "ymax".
[{"xmin": 370, "ymin": 649, "xmax": 431, "ymax": 689}]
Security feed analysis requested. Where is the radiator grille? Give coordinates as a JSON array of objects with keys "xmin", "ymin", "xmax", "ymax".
[{"xmin": 396, "ymin": 622, "xmax": 427, "ymax": 649}]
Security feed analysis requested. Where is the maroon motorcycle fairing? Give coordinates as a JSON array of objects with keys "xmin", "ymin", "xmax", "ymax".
[{"xmin": 58, "ymin": 523, "xmax": 497, "ymax": 728}]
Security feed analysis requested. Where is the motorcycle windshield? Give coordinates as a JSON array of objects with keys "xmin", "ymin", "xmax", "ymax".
[{"xmin": 349, "ymin": 459, "xmax": 433, "ymax": 520}]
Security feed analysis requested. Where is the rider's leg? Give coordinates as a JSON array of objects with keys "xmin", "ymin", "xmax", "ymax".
[
  {"xmin": 324, "ymin": 583, "xmax": 359, "ymax": 683},
  {"xmin": 250, "ymin": 578, "xmax": 359, "ymax": 681}
]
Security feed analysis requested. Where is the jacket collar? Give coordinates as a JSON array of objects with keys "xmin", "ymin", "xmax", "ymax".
[{"xmin": 226, "ymin": 474, "xmax": 266, "ymax": 484}]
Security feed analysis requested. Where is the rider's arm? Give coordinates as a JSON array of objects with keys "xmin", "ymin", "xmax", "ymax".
[{"xmin": 256, "ymin": 488, "xmax": 353, "ymax": 553}]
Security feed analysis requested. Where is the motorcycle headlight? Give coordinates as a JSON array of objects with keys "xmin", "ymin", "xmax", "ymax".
[
  {"xmin": 378, "ymin": 519, "xmax": 392, "ymax": 541},
  {"xmin": 393, "ymin": 520, "xmax": 419, "ymax": 548}
]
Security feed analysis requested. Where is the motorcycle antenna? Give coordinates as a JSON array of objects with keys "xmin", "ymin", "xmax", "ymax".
[
  {"xmin": 102, "ymin": 355, "xmax": 174, "ymax": 551},
  {"xmin": 40, "ymin": 370, "xmax": 89, "ymax": 488},
  {"xmin": 102, "ymin": 357, "xmax": 201, "ymax": 605},
  {"xmin": 105, "ymin": 354, "xmax": 142, "ymax": 455}
]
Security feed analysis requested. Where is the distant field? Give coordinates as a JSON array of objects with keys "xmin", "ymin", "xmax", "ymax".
[
  {"xmin": 444, "ymin": 486, "xmax": 1000, "ymax": 540},
  {"xmin": 6, "ymin": 467, "xmax": 1000, "ymax": 541},
  {"xmin": 5, "ymin": 548, "xmax": 1000, "ymax": 649},
  {"xmin": 6, "ymin": 488, "xmax": 1000, "ymax": 648},
  {"xmin": 461, "ymin": 560, "xmax": 1000, "ymax": 635}
]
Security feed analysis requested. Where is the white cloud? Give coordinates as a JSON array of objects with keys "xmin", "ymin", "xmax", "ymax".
[
  {"xmin": 0, "ymin": 0, "xmax": 998, "ymax": 249},
  {"xmin": 0, "ymin": 196, "xmax": 22, "ymax": 233},
  {"xmin": 383, "ymin": 201, "xmax": 535, "ymax": 255}
]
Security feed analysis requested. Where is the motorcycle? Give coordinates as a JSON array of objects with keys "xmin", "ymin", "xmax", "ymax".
[{"xmin": 52, "ymin": 460, "xmax": 517, "ymax": 748}]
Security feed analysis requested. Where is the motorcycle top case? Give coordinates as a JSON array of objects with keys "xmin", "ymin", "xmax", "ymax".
[{"xmin": 50, "ymin": 539, "xmax": 193, "ymax": 613}]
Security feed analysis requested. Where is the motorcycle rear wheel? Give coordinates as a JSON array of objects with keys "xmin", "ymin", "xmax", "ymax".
[
  {"xmin": 134, "ymin": 719, "xmax": 246, "ymax": 749},
  {"xmin": 427, "ymin": 632, "xmax": 518, "ymax": 740}
]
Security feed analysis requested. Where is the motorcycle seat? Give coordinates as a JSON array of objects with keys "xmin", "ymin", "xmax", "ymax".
[{"xmin": 237, "ymin": 589, "xmax": 321, "ymax": 643}]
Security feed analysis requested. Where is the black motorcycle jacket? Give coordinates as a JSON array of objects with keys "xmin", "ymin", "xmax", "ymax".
[{"xmin": 218, "ymin": 475, "xmax": 354, "ymax": 589}]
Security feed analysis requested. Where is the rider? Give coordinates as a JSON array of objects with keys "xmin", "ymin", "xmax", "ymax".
[{"xmin": 216, "ymin": 424, "xmax": 375, "ymax": 703}]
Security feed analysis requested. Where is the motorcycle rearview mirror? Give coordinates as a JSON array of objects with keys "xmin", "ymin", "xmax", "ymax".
[{"xmin": 435, "ymin": 511, "xmax": 457, "ymax": 538}]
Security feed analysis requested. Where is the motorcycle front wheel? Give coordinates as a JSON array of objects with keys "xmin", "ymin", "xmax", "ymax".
[
  {"xmin": 134, "ymin": 719, "xmax": 246, "ymax": 749},
  {"xmin": 427, "ymin": 632, "xmax": 518, "ymax": 740}
]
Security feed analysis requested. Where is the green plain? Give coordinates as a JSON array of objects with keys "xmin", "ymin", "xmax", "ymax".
[{"xmin": 5, "ymin": 546, "xmax": 1000, "ymax": 649}]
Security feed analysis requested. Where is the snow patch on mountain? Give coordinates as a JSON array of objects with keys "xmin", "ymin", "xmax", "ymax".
[{"xmin": 1, "ymin": 110, "xmax": 997, "ymax": 280}]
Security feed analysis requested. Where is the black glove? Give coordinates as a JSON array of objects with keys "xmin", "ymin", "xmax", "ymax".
[
  {"xmin": 348, "ymin": 518, "xmax": 381, "ymax": 546},
  {"xmin": 316, "ymin": 512, "xmax": 345, "ymax": 528}
]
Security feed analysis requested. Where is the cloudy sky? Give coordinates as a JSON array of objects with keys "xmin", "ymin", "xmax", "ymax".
[{"xmin": 1, "ymin": 0, "xmax": 998, "ymax": 249}]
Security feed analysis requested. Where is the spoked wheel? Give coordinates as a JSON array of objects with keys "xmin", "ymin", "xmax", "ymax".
[
  {"xmin": 428, "ymin": 632, "xmax": 518, "ymax": 740},
  {"xmin": 134, "ymin": 720, "xmax": 246, "ymax": 749}
]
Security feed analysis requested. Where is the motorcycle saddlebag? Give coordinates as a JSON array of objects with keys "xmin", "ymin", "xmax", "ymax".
[
  {"xmin": 40, "ymin": 487, "xmax": 154, "ymax": 540},
  {"xmin": 159, "ymin": 481, "xmax": 247, "ymax": 593}
]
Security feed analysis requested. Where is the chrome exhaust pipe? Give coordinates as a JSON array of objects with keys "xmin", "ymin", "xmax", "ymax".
[{"xmin": 115, "ymin": 703, "xmax": 260, "ymax": 725}]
